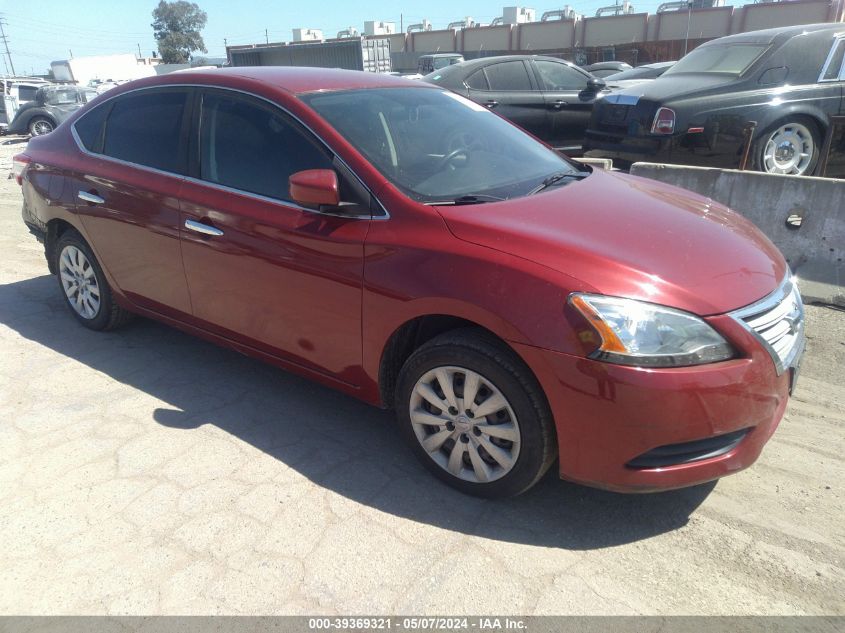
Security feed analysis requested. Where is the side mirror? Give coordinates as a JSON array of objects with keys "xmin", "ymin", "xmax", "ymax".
[
  {"xmin": 587, "ymin": 77, "xmax": 606, "ymax": 93},
  {"xmin": 289, "ymin": 169, "xmax": 339, "ymax": 209}
]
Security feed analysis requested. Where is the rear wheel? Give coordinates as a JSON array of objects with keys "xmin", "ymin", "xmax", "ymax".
[
  {"xmin": 54, "ymin": 230, "xmax": 133, "ymax": 331},
  {"xmin": 395, "ymin": 329, "xmax": 556, "ymax": 497},
  {"xmin": 29, "ymin": 117, "xmax": 55, "ymax": 136},
  {"xmin": 753, "ymin": 117, "xmax": 820, "ymax": 176}
]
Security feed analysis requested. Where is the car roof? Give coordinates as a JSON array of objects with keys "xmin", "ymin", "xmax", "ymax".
[
  {"xmin": 448, "ymin": 54, "xmax": 578, "ymax": 71},
  {"xmin": 130, "ymin": 66, "xmax": 436, "ymax": 95},
  {"xmin": 422, "ymin": 53, "xmax": 463, "ymax": 58},
  {"xmin": 699, "ymin": 22, "xmax": 845, "ymax": 47}
]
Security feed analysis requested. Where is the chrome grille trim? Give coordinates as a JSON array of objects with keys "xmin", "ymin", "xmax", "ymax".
[{"xmin": 731, "ymin": 274, "xmax": 805, "ymax": 376}]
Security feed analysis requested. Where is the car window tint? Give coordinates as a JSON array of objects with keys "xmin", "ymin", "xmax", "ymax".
[
  {"xmin": 484, "ymin": 61, "xmax": 532, "ymax": 91},
  {"xmin": 199, "ymin": 91, "xmax": 332, "ymax": 202},
  {"xmin": 102, "ymin": 90, "xmax": 187, "ymax": 173},
  {"xmin": 535, "ymin": 61, "xmax": 588, "ymax": 91},
  {"xmin": 466, "ymin": 69, "xmax": 489, "ymax": 90},
  {"xmin": 75, "ymin": 102, "xmax": 110, "ymax": 152},
  {"xmin": 821, "ymin": 38, "xmax": 845, "ymax": 80}
]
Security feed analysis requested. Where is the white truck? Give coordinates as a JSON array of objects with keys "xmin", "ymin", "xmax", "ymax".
[{"xmin": 50, "ymin": 54, "xmax": 156, "ymax": 87}]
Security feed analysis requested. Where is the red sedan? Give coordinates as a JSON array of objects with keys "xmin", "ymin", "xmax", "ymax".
[{"xmin": 15, "ymin": 67, "xmax": 804, "ymax": 497}]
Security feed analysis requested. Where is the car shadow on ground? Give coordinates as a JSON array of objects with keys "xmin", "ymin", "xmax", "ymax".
[{"xmin": 1, "ymin": 274, "xmax": 716, "ymax": 550}]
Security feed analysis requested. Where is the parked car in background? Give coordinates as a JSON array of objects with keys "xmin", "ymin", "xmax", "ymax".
[
  {"xmin": 584, "ymin": 23, "xmax": 845, "ymax": 175},
  {"xmin": 1, "ymin": 77, "xmax": 52, "ymax": 133},
  {"xmin": 604, "ymin": 61, "xmax": 676, "ymax": 89},
  {"xmin": 16, "ymin": 67, "xmax": 803, "ymax": 497},
  {"xmin": 425, "ymin": 55, "xmax": 607, "ymax": 151},
  {"xmin": 583, "ymin": 61, "xmax": 632, "ymax": 78},
  {"xmin": 418, "ymin": 53, "xmax": 465, "ymax": 75},
  {"xmin": 8, "ymin": 84, "xmax": 97, "ymax": 136}
]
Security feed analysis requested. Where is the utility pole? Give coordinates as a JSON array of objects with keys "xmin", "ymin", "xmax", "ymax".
[
  {"xmin": 0, "ymin": 17, "xmax": 16, "ymax": 76},
  {"xmin": 265, "ymin": 29, "xmax": 269, "ymax": 44},
  {"xmin": 137, "ymin": 43, "xmax": 142, "ymax": 58},
  {"xmin": 400, "ymin": 13, "xmax": 403, "ymax": 33},
  {"xmin": 683, "ymin": 1, "xmax": 693, "ymax": 57}
]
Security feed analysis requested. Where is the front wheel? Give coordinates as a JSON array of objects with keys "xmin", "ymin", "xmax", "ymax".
[
  {"xmin": 753, "ymin": 117, "xmax": 820, "ymax": 176},
  {"xmin": 29, "ymin": 117, "xmax": 55, "ymax": 136},
  {"xmin": 395, "ymin": 329, "xmax": 557, "ymax": 498}
]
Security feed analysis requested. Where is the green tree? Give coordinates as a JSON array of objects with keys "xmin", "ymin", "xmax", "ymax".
[{"xmin": 151, "ymin": 0, "xmax": 208, "ymax": 64}]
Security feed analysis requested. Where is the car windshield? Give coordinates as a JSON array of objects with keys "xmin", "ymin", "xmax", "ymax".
[
  {"xmin": 44, "ymin": 87, "xmax": 82, "ymax": 105},
  {"xmin": 301, "ymin": 87, "xmax": 578, "ymax": 203},
  {"xmin": 664, "ymin": 43, "xmax": 768, "ymax": 76}
]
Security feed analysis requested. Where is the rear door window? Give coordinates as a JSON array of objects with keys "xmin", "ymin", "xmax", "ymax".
[
  {"xmin": 483, "ymin": 61, "xmax": 533, "ymax": 91},
  {"xmin": 821, "ymin": 38, "xmax": 845, "ymax": 81},
  {"xmin": 465, "ymin": 69, "xmax": 489, "ymax": 90},
  {"xmin": 534, "ymin": 60, "xmax": 589, "ymax": 91},
  {"xmin": 198, "ymin": 90, "xmax": 333, "ymax": 202},
  {"xmin": 101, "ymin": 89, "xmax": 189, "ymax": 173}
]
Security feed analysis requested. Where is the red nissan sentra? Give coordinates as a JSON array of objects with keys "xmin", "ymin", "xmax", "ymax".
[{"xmin": 15, "ymin": 68, "xmax": 804, "ymax": 497}]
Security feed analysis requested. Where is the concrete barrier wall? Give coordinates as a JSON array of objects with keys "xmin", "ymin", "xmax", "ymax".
[
  {"xmin": 734, "ymin": 1, "xmax": 834, "ymax": 32},
  {"xmin": 410, "ymin": 30, "xmax": 456, "ymax": 52},
  {"xmin": 629, "ymin": 163, "xmax": 845, "ymax": 306},
  {"xmin": 462, "ymin": 25, "xmax": 512, "ymax": 53},
  {"xmin": 655, "ymin": 7, "xmax": 734, "ymax": 41},
  {"xmin": 517, "ymin": 20, "xmax": 577, "ymax": 50},
  {"xmin": 582, "ymin": 14, "xmax": 650, "ymax": 47}
]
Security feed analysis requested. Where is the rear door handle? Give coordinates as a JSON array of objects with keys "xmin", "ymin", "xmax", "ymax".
[
  {"xmin": 77, "ymin": 190, "xmax": 104, "ymax": 204},
  {"xmin": 484, "ymin": 100, "xmax": 498, "ymax": 109},
  {"xmin": 185, "ymin": 218, "xmax": 224, "ymax": 237},
  {"xmin": 551, "ymin": 100, "xmax": 567, "ymax": 109}
]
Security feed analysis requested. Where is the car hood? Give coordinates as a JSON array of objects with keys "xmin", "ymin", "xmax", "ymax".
[
  {"xmin": 606, "ymin": 73, "xmax": 738, "ymax": 103},
  {"xmin": 435, "ymin": 169, "xmax": 785, "ymax": 316}
]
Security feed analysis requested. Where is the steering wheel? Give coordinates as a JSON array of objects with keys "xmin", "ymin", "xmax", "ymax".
[{"xmin": 435, "ymin": 148, "xmax": 470, "ymax": 171}]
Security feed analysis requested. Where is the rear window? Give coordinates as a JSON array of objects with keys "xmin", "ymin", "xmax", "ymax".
[
  {"xmin": 102, "ymin": 89, "xmax": 188, "ymax": 173},
  {"xmin": 664, "ymin": 44, "xmax": 768, "ymax": 76},
  {"xmin": 484, "ymin": 61, "xmax": 532, "ymax": 91}
]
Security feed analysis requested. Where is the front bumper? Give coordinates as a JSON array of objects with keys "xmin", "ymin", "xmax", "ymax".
[{"xmin": 513, "ymin": 306, "xmax": 799, "ymax": 493}]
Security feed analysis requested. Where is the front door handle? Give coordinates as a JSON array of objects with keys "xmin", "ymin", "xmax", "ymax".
[
  {"xmin": 484, "ymin": 100, "xmax": 498, "ymax": 109},
  {"xmin": 551, "ymin": 100, "xmax": 567, "ymax": 109},
  {"xmin": 185, "ymin": 218, "xmax": 224, "ymax": 237},
  {"xmin": 78, "ymin": 190, "xmax": 104, "ymax": 204}
]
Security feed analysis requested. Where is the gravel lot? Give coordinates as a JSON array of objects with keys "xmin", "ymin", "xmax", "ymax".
[{"xmin": 0, "ymin": 138, "xmax": 843, "ymax": 615}]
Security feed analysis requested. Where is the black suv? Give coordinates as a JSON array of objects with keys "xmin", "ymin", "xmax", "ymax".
[{"xmin": 584, "ymin": 23, "xmax": 845, "ymax": 176}]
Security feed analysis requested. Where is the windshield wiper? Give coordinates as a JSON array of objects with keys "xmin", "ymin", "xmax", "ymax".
[
  {"xmin": 425, "ymin": 194, "xmax": 506, "ymax": 206},
  {"xmin": 528, "ymin": 171, "xmax": 590, "ymax": 196}
]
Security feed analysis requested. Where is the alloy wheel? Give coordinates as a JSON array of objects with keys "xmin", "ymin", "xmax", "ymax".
[
  {"xmin": 409, "ymin": 365, "xmax": 521, "ymax": 483},
  {"xmin": 59, "ymin": 245, "xmax": 101, "ymax": 319},
  {"xmin": 31, "ymin": 120, "xmax": 54, "ymax": 136},
  {"xmin": 762, "ymin": 122, "xmax": 814, "ymax": 175}
]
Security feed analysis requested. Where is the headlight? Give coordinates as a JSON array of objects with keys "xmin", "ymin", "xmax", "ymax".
[{"xmin": 569, "ymin": 293, "xmax": 734, "ymax": 367}]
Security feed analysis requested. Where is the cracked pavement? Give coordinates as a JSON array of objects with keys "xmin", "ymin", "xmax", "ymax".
[{"xmin": 0, "ymin": 139, "xmax": 843, "ymax": 615}]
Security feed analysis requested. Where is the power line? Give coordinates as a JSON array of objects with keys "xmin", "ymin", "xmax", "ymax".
[{"xmin": 0, "ymin": 16, "xmax": 16, "ymax": 75}]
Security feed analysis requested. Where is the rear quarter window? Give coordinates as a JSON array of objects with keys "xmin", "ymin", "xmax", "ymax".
[{"xmin": 74, "ymin": 103, "xmax": 110, "ymax": 152}]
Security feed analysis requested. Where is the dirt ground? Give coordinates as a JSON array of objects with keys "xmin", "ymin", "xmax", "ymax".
[{"xmin": 0, "ymin": 137, "xmax": 842, "ymax": 615}]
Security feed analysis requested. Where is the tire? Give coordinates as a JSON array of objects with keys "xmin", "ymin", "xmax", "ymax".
[
  {"xmin": 752, "ymin": 116, "xmax": 821, "ymax": 176},
  {"xmin": 54, "ymin": 229, "xmax": 133, "ymax": 331},
  {"xmin": 28, "ymin": 117, "xmax": 55, "ymax": 136},
  {"xmin": 395, "ymin": 328, "xmax": 557, "ymax": 498}
]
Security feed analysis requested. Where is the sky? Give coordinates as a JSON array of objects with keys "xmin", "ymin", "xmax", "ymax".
[{"xmin": 1, "ymin": 0, "xmax": 675, "ymax": 76}]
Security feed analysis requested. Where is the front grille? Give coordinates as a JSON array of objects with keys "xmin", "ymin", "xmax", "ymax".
[
  {"xmin": 731, "ymin": 276, "xmax": 805, "ymax": 376},
  {"xmin": 627, "ymin": 428, "xmax": 751, "ymax": 469}
]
